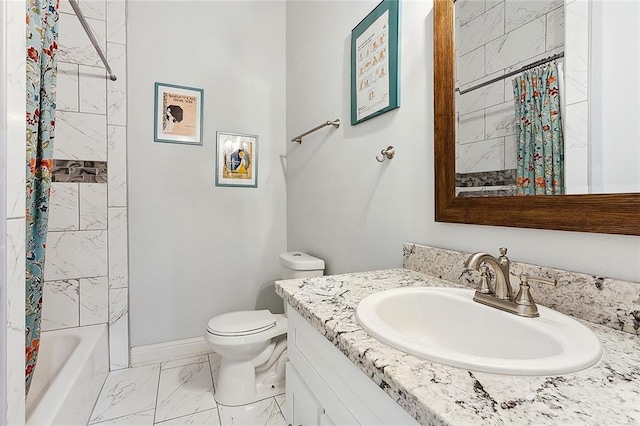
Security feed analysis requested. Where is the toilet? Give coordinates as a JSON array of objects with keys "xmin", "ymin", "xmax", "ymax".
[{"xmin": 205, "ymin": 251, "xmax": 325, "ymax": 406}]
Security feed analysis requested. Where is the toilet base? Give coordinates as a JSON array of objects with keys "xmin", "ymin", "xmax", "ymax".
[
  {"xmin": 213, "ymin": 363, "xmax": 286, "ymax": 406},
  {"xmin": 213, "ymin": 340, "xmax": 288, "ymax": 406}
]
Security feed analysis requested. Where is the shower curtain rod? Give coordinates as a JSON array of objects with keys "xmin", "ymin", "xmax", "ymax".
[
  {"xmin": 456, "ymin": 52, "xmax": 564, "ymax": 96},
  {"xmin": 67, "ymin": 0, "xmax": 117, "ymax": 81}
]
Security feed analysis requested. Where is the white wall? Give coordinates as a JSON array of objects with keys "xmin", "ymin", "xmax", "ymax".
[
  {"xmin": 128, "ymin": 1, "xmax": 287, "ymax": 346},
  {"xmin": 286, "ymin": 0, "xmax": 640, "ymax": 283},
  {"xmin": 590, "ymin": 0, "xmax": 640, "ymax": 193}
]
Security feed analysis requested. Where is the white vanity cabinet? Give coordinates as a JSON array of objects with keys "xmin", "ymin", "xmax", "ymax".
[{"xmin": 285, "ymin": 305, "xmax": 418, "ymax": 426}]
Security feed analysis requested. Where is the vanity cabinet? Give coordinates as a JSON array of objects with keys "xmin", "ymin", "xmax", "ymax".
[{"xmin": 285, "ymin": 305, "xmax": 417, "ymax": 426}]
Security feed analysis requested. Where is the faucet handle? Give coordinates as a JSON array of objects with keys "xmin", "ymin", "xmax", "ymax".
[
  {"xmin": 520, "ymin": 273, "xmax": 557, "ymax": 287},
  {"xmin": 514, "ymin": 273, "xmax": 557, "ymax": 317},
  {"xmin": 499, "ymin": 247, "xmax": 508, "ymax": 256},
  {"xmin": 477, "ymin": 264, "xmax": 493, "ymax": 294}
]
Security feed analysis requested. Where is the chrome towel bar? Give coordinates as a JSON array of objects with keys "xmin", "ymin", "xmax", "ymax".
[{"xmin": 291, "ymin": 119, "xmax": 340, "ymax": 144}]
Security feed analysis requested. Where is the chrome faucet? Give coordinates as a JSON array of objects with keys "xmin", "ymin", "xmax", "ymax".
[
  {"xmin": 464, "ymin": 247, "xmax": 512, "ymax": 300},
  {"xmin": 465, "ymin": 248, "xmax": 557, "ymax": 318}
]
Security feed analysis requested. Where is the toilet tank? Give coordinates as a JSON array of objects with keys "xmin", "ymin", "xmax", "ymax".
[{"xmin": 279, "ymin": 251, "xmax": 325, "ymax": 279}]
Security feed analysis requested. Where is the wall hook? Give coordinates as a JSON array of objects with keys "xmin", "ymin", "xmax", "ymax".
[{"xmin": 376, "ymin": 146, "xmax": 395, "ymax": 162}]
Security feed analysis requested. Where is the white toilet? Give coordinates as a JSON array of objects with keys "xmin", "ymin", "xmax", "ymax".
[{"xmin": 205, "ymin": 251, "xmax": 324, "ymax": 406}]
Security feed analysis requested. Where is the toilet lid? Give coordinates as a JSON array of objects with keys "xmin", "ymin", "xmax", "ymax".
[{"xmin": 207, "ymin": 310, "xmax": 276, "ymax": 336}]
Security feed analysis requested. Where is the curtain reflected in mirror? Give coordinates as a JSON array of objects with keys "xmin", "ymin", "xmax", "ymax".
[
  {"xmin": 453, "ymin": 0, "xmax": 640, "ymax": 197},
  {"xmin": 434, "ymin": 0, "xmax": 640, "ymax": 236},
  {"xmin": 513, "ymin": 64, "xmax": 565, "ymax": 196},
  {"xmin": 454, "ymin": 0, "xmax": 566, "ymax": 197}
]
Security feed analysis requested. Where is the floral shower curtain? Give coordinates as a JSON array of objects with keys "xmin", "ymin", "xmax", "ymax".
[
  {"xmin": 513, "ymin": 63, "xmax": 565, "ymax": 196},
  {"xmin": 25, "ymin": 0, "xmax": 59, "ymax": 394}
]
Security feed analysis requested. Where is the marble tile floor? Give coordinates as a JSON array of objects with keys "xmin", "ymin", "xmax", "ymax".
[{"xmin": 88, "ymin": 353, "xmax": 286, "ymax": 426}]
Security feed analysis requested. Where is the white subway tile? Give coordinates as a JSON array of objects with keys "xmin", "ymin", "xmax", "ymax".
[
  {"xmin": 108, "ymin": 207, "xmax": 128, "ymax": 289},
  {"xmin": 504, "ymin": 134, "xmax": 518, "ymax": 170},
  {"xmin": 80, "ymin": 276, "xmax": 109, "ymax": 325},
  {"xmin": 79, "ymin": 65, "xmax": 107, "ymax": 114},
  {"xmin": 546, "ymin": 6, "xmax": 565, "ymax": 51},
  {"xmin": 565, "ymin": 0, "xmax": 589, "ymax": 105},
  {"xmin": 455, "ymin": 0, "xmax": 485, "ymax": 27},
  {"xmin": 49, "ymin": 183, "xmax": 80, "ymax": 231},
  {"xmin": 457, "ymin": 79, "xmax": 504, "ymax": 115},
  {"xmin": 505, "ymin": 0, "xmax": 563, "ymax": 33},
  {"xmin": 458, "ymin": 109, "xmax": 485, "ymax": 144},
  {"xmin": 564, "ymin": 101, "xmax": 590, "ymax": 193},
  {"xmin": 106, "ymin": 0, "xmax": 126, "ymax": 45},
  {"xmin": 109, "ymin": 288, "xmax": 129, "ymax": 370},
  {"xmin": 107, "ymin": 125, "xmax": 127, "ymax": 207},
  {"xmin": 41, "ymin": 280, "xmax": 80, "ymax": 331},
  {"xmin": 485, "ymin": 101, "xmax": 516, "ymax": 139},
  {"xmin": 55, "ymin": 111, "xmax": 107, "ymax": 161},
  {"xmin": 107, "ymin": 43, "xmax": 126, "ymax": 125},
  {"xmin": 80, "ymin": 183, "xmax": 108, "ymax": 230},
  {"xmin": 80, "ymin": 0, "xmax": 107, "ymax": 21},
  {"xmin": 45, "ymin": 230, "xmax": 108, "ymax": 280},
  {"xmin": 457, "ymin": 137, "xmax": 506, "ymax": 174},
  {"xmin": 457, "ymin": 3, "xmax": 504, "ymax": 56},
  {"xmin": 58, "ymin": 13, "xmax": 107, "ymax": 68},
  {"xmin": 457, "ymin": 46, "xmax": 485, "ymax": 87},
  {"xmin": 57, "ymin": 62, "xmax": 80, "ymax": 112},
  {"xmin": 486, "ymin": 18, "xmax": 546, "ymax": 74}
]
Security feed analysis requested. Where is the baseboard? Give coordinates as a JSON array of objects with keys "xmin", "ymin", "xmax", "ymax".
[{"xmin": 130, "ymin": 336, "xmax": 214, "ymax": 367}]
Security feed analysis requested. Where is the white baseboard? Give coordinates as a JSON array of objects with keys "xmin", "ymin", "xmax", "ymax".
[{"xmin": 130, "ymin": 336, "xmax": 214, "ymax": 367}]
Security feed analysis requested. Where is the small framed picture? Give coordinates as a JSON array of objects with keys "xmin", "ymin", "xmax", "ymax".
[
  {"xmin": 215, "ymin": 131, "xmax": 258, "ymax": 188},
  {"xmin": 350, "ymin": 0, "xmax": 401, "ymax": 125},
  {"xmin": 154, "ymin": 82, "xmax": 204, "ymax": 145}
]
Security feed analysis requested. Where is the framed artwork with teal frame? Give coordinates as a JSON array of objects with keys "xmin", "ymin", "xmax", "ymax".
[
  {"xmin": 154, "ymin": 82, "xmax": 204, "ymax": 145},
  {"xmin": 350, "ymin": 0, "xmax": 400, "ymax": 125},
  {"xmin": 215, "ymin": 131, "xmax": 258, "ymax": 188}
]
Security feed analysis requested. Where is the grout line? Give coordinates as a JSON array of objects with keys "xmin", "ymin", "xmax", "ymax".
[
  {"xmin": 86, "ymin": 371, "xmax": 111, "ymax": 425},
  {"xmin": 77, "ymin": 182, "xmax": 82, "ymax": 232},
  {"xmin": 154, "ymin": 408, "xmax": 220, "ymax": 426},
  {"xmin": 207, "ymin": 354, "xmax": 224, "ymax": 425},
  {"xmin": 76, "ymin": 63, "xmax": 80, "ymax": 113},
  {"xmin": 275, "ymin": 395, "xmax": 286, "ymax": 420},
  {"xmin": 90, "ymin": 409, "xmax": 155, "ymax": 426},
  {"xmin": 78, "ymin": 275, "xmax": 82, "ymax": 326},
  {"xmin": 161, "ymin": 357, "xmax": 209, "ymax": 371},
  {"xmin": 207, "ymin": 354, "xmax": 217, "ymax": 393},
  {"xmin": 152, "ymin": 362, "xmax": 162, "ymax": 425}
]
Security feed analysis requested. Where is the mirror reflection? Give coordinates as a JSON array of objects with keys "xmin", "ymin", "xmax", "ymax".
[{"xmin": 454, "ymin": 0, "xmax": 640, "ymax": 197}]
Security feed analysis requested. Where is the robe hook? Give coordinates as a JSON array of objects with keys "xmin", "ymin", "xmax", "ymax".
[{"xmin": 376, "ymin": 146, "xmax": 395, "ymax": 162}]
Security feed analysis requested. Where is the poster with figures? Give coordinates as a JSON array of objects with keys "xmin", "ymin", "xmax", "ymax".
[
  {"xmin": 356, "ymin": 10, "xmax": 390, "ymax": 122},
  {"xmin": 350, "ymin": 0, "xmax": 400, "ymax": 125}
]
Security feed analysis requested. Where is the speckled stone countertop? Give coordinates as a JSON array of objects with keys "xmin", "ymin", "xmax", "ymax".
[{"xmin": 275, "ymin": 268, "xmax": 640, "ymax": 425}]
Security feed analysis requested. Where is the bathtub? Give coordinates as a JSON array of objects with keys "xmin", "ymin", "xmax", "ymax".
[{"xmin": 26, "ymin": 324, "xmax": 109, "ymax": 426}]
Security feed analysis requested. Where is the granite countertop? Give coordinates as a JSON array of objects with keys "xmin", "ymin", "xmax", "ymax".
[{"xmin": 275, "ymin": 268, "xmax": 640, "ymax": 425}]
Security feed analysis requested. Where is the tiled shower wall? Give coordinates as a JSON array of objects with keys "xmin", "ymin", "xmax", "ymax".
[
  {"xmin": 455, "ymin": 0, "xmax": 565, "ymax": 178},
  {"xmin": 44, "ymin": 0, "xmax": 129, "ymax": 370}
]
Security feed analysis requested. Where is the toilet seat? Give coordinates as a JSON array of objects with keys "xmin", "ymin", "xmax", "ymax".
[
  {"xmin": 207, "ymin": 310, "xmax": 277, "ymax": 337},
  {"xmin": 205, "ymin": 314, "xmax": 287, "ymax": 347}
]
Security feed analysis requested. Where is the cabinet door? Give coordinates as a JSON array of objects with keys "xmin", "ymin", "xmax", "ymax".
[{"xmin": 286, "ymin": 363, "xmax": 323, "ymax": 426}]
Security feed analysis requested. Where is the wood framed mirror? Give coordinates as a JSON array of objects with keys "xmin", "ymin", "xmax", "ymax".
[{"xmin": 433, "ymin": 0, "xmax": 640, "ymax": 236}]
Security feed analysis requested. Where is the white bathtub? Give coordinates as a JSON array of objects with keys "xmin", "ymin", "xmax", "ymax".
[{"xmin": 26, "ymin": 324, "xmax": 109, "ymax": 426}]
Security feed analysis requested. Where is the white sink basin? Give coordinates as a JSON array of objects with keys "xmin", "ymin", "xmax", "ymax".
[{"xmin": 355, "ymin": 287, "xmax": 602, "ymax": 376}]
